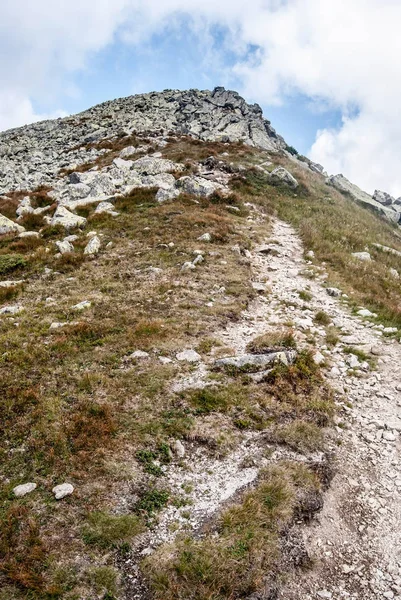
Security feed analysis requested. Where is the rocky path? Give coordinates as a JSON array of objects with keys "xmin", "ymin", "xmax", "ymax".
[
  {"xmin": 125, "ymin": 216, "xmax": 401, "ymax": 599},
  {"xmin": 263, "ymin": 220, "xmax": 401, "ymax": 600}
]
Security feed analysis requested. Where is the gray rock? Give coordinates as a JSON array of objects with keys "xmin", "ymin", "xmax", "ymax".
[
  {"xmin": 131, "ymin": 156, "xmax": 182, "ymax": 176},
  {"xmin": 352, "ymin": 251, "xmax": 371, "ymax": 262},
  {"xmin": 94, "ymin": 201, "xmax": 119, "ymax": 216},
  {"xmin": 171, "ymin": 439, "xmax": 185, "ymax": 458},
  {"xmin": 71, "ymin": 300, "xmax": 91, "ymax": 310},
  {"xmin": 0, "ymin": 304, "xmax": 24, "ymax": 315},
  {"xmin": 269, "ymin": 166, "xmax": 298, "ymax": 189},
  {"xmin": 129, "ymin": 350, "xmax": 150, "ymax": 360},
  {"xmin": 18, "ymin": 231, "xmax": 39, "ymax": 238},
  {"xmin": 156, "ymin": 186, "xmax": 180, "ymax": 202},
  {"xmin": 113, "ymin": 157, "xmax": 133, "ymax": 170},
  {"xmin": 198, "ymin": 232, "xmax": 212, "ymax": 242},
  {"xmin": 357, "ymin": 308, "xmax": 375, "ymax": 317},
  {"xmin": 16, "ymin": 196, "xmax": 33, "ymax": 217},
  {"xmin": 0, "ymin": 280, "xmax": 23, "ymax": 287},
  {"xmin": 313, "ymin": 351, "xmax": 325, "ymax": 365},
  {"xmin": 214, "ymin": 351, "xmax": 296, "ymax": 371},
  {"xmin": 52, "ymin": 483, "xmax": 74, "ymax": 500},
  {"xmin": 13, "ymin": 482, "xmax": 37, "ymax": 497},
  {"xmin": 176, "ymin": 349, "xmax": 202, "ymax": 362},
  {"xmin": 326, "ymin": 287, "xmax": 342, "ymax": 297},
  {"xmin": 0, "ymin": 214, "xmax": 25, "ymax": 235},
  {"xmin": 330, "ymin": 175, "xmax": 400, "ymax": 224},
  {"xmin": 51, "ymin": 206, "xmax": 86, "ymax": 229},
  {"xmin": 84, "ymin": 235, "xmax": 101, "ymax": 255},
  {"xmin": 55, "ymin": 240, "xmax": 74, "ymax": 254},
  {"xmin": 181, "ymin": 261, "xmax": 196, "ymax": 271},
  {"xmin": 178, "ymin": 175, "xmax": 224, "ymax": 197},
  {"xmin": 373, "ymin": 190, "xmax": 395, "ymax": 206}
]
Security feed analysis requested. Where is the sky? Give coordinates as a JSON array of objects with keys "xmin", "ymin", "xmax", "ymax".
[{"xmin": 1, "ymin": 0, "xmax": 401, "ymax": 197}]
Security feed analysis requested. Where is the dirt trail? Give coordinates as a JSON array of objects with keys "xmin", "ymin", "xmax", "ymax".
[
  {"xmin": 125, "ymin": 215, "xmax": 401, "ymax": 599},
  {"xmin": 265, "ymin": 220, "xmax": 401, "ymax": 600}
]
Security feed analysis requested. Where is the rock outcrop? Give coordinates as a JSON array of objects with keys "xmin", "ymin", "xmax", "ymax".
[
  {"xmin": 0, "ymin": 87, "xmax": 285, "ymax": 195},
  {"xmin": 329, "ymin": 174, "xmax": 400, "ymax": 224}
]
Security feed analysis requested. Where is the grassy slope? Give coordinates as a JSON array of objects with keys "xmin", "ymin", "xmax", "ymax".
[{"xmin": 0, "ymin": 137, "xmax": 399, "ymax": 599}]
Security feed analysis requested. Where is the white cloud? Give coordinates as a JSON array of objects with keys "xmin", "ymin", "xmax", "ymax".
[{"xmin": 2, "ymin": 0, "xmax": 401, "ymax": 195}]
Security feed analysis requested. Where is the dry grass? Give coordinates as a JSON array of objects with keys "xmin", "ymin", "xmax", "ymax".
[
  {"xmin": 143, "ymin": 462, "xmax": 320, "ymax": 600},
  {"xmin": 233, "ymin": 159, "xmax": 401, "ymax": 327}
]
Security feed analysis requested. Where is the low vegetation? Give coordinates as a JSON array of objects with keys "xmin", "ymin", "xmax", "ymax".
[{"xmin": 143, "ymin": 462, "xmax": 320, "ymax": 600}]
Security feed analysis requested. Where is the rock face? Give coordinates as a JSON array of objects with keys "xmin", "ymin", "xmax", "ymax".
[
  {"xmin": 0, "ymin": 87, "xmax": 285, "ymax": 195},
  {"xmin": 329, "ymin": 175, "xmax": 400, "ymax": 224}
]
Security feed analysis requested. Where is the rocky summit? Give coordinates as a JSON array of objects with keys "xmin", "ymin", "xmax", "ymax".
[
  {"xmin": 1, "ymin": 88, "xmax": 401, "ymax": 600},
  {"xmin": 0, "ymin": 87, "xmax": 285, "ymax": 194}
]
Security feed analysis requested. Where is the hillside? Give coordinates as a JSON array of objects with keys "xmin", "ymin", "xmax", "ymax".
[{"xmin": 0, "ymin": 88, "xmax": 401, "ymax": 600}]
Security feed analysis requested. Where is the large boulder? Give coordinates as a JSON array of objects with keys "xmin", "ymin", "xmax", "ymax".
[
  {"xmin": 177, "ymin": 175, "xmax": 224, "ymax": 197},
  {"xmin": 269, "ymin": 167, "xmax": 298, "ymax": 189},
  {"xmin": 0, "ymin": 214, "xmax": 25, "ymax": 235},
  {"xmin": 330, "ymin": 175, "xmax": 400, "ymax": 224},
  {"xmin": 373, "ymin": 190, "xmax": 395, "ymax": 206},
  {"xmin": 51, "ymin": 206, "xmax": 86, "ymax": 229}
]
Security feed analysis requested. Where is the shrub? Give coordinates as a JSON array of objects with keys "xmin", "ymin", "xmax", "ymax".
[{"xmin": 0, "ymin": 254, "xmax": 26, "ymax": 275}]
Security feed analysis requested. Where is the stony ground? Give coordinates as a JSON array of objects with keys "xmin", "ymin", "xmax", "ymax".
[{"xmin": 120, "ymin": 212, "xmax": 401, "ymax": 599}]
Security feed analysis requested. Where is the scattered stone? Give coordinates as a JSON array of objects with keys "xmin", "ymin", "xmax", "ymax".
[
  {"xmin": 0, "ymin": 280, "xmax": 23, "ymax": 287},
  {"xmin": 313, "ymin": 351, "xmax": 325, "ymax": 365},
  {"xmin": 215, "ymin": 351, "xmax": 297, "ymax": 371},
  {"xmin": 55, "ymin": 240, "xmax": 74, "ymax": 254},
  {"xmin": 326, "ymin": 287, "xmax": 341, "ymax": 297},
  {"xmin": 171, "ymin": 440, "xmax": 185, "ymax": 458},
  {"xmin": 352, "ymin": 251, "xmax": 372, "ymax": 262},
  {"xmin": 373, "ymin": 190, "xmax": 395, "ymax": 206},
  {"xmin": 357, "ymin": 309, "xmax": 375, "ymax": 318},
  {"xmin": 252, "ymin": 282, "xmax": 267, "ymax": 293},
  {"xmin": 198, "ymin": 232, "xmax": 212, "ymax": 242},
  {"xmin": 94, "ymin": 201, "xmax": 119, "ymax": 216},
  {"xmin": 18, "ymin": 231, "xmax": 39, "ymax": 238},
  {"xmin": 176, "ymin": 349, "xmax": 202, "ymax": 362},
  {"xmin": 178, "ymin": 175, "xmax": 224, "ymax": 197},
  {"xmin": 51, "ymin": 206, "xmax": 86, "ymax": 229},
  {"xmin": 52, "ymin": 483, "xmax": 74, "ymax": 500},
  {"xmin": 84, "ymin": 235, "xmax": 101, "ymax": 255},
  {"xmin": 193, "ymin": 254, "xmax": 204, "ymax": 266},
  {"xmin": 269, "ymin": 166, "xmax": 298, "ymax": 189},
  {"xmin": 0, "ymin": 304, "xmax": 24, "ymax": 315},
  {"xmin": 129, "ymin": 350, "xmax": 150, "ymax": 360},
  {"xmin": 383, "ymin": 431, "xmax": 396, "ymax": 442},
  {"xmin": 181, "ymin": 261, "xmax": 196, "ymax": 271},
  {"xmin": 0, "ymin": 214, "xmax": 25, "ymax": 235},
  {"xmin": 13, "ymin": 482, "xmax": 37, "ymax": 497},
  {"xmin": 71, "ymin": 300, "xmax": 91, "ymax": 311}
]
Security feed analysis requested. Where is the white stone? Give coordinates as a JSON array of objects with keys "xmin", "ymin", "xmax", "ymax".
[
  {"xmin": 94, "ymin": 201, "xmax": 119, "ymax": 216},
  {"xmin": 129, "ymin": 350, "xmax": 150, "ymax": 359},
  {"xmin": 171, "ymin": 439, "xmax": 185, "ymax": 458},
  {"xmin": 313, "ymin": 351, "xmax": 325, "ymax": 365},
  {"xmin": 51, "ymin": 206, "xmax": 86, "ymax": 229},
  {"xmin": 71, "ymin": 300, "xmax": 91, "ymax": 310},
  {"xmin": 352, "ymin": 251, "xmax": 372, "ymax": 262},
  {"xmin": 0, "ymin": 214, "xmax": 25, "ymax": 235},
  {"xmin": 52, "ymin": 483, "xmax": 74, "ymax": 500},
  {"xmin": 357, "ymin": 309, "xmax": 374, "ymax": 318},
  {"xmin": 198, "ymin": 232, "xmax": 212, "ymax": 242},
  {"xmin": 0, "ymin": 304, "xmax": 24, "ymax": 315},
  {"xmin": 182, "ymin": 261, "xmax": 196, "ymax": 271},
  {"xmin": 55, "ymin": 240, "xmax": 74, "ymax": 254},
  {"xmin": 84, "ymin": 235, "xmax": 101, "ymax": 255},
  {"xmin": 13, "ymin": 482, "xmax": 37, "ymax": 497},
  {"xmin": 176, "ymin": 349, "xmax": 202, "ymax": 362}
]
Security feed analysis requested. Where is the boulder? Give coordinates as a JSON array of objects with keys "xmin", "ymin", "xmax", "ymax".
[
  {"xmin": 178, "ymin": 175, "xmax": 223, "ymax": 197},
  {"xmin": 52, "ymin": 483, "xmax": 74, "ymax": 500},
  {"xmin": 51, "ymin": 206, "xmax": 86, "ymax": 229},
  {"xmin": 330, "ymin": 175, "xmax": 400, "ymax": 224},
  {"xmin": 131, "ymin": 156, "xmax": 183, "ymax": 175},
  {"xmin": 13, "ymin": 482, "xmax": 37, "ymax": 497},
  {"xmin": 84, "ymin": 235, "xmax": 101, "ymax": 255},
  {"xmin": 0, "ymin": 214, "xmax": 25, "ymax": 235},
  {"xmin": 55, "ymin": 240, "xmax": 74, "ymax": 254},
  {"xmin": 94, "ymin": 201, "xmax": 119, "ymax": 216},
  {"xmin": 269, "ymin": 167, "xmax": 298, "ymax": 189},
  {"xmin": 214, "ymin": 350, "xmax": 296, "ymax": 371},
  {"xmin": 176, "ymin": 349, "xmax": 202, "ymax": 362},
  {"xmin": 373, "ymin": 190, "xmax": 395, "ymax": 206},
  {"xmin": 352, "ymin": 252, "xmax": 371, "ymax": 262}
]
